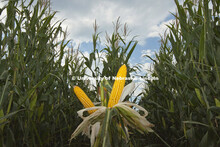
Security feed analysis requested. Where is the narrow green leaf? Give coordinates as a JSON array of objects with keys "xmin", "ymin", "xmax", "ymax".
[
  {"xmin": 125, "ymin": 41, "xmax": 137, "ymax": 64},
  {"xmin": 215, "ymin": 98, "xmax": 220, "ymax": 107},
  {"xmin": 183, "ymin": 121, "xmax": 209, "ymax": 127},
  {"xmin": 30, "ymin": 91, "xmax": 37, "ymax": 111},
  {"xmin": 199, "ymin": 24, "xmax": 206, "ymax": 62},
  {"xmin": 0, "ymin": 75, "xmax": 10, "ymax": 107},
  {"xmin": 195, "ymin": 88, "xmax": 205, "ymax": 106}
]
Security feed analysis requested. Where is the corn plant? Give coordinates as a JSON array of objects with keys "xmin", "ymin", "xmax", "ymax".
[
  {"xmin": 71, "ymin": 64, "xmax": 154, "ymax": 147},
  {"xmin": 101, "ymin": 18, "xmax": 138, "ymax": 78},
  {"xmin": 83, "ymin": 18, "xmax": 138, "ymax": 88},
  {"xmin": 141, "ymin": 0, "xmax": 220, "ymax": 146},
  {"xmin": 0, "ymin": 0, "xmax": 88, "ymax": 146}
]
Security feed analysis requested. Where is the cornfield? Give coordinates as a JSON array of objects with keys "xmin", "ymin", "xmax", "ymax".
[
  {"xmin": 141, "ymin": 0, "xmax": 220, "ymax": 146},
  {"xmin": 0, "ymin": 0, "xmax": 219, "ymax": 146}
]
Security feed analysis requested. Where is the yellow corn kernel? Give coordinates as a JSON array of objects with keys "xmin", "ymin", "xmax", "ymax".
[
  {"xmin": 108, "ymin": 64, "xmax": 127, "ymax": 107},
  {"xmin": 73, "ymin": 86, "xmax": 96, "ymax": 114}
]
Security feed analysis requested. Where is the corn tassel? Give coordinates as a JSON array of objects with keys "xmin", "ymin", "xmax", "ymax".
[
  {"xmin": 108, "ymin": 64, "xmax": 127, "ymax": 107},
  {"xmin": 73, "ymin": 86, "xmax": 96, "ymax": 114}
]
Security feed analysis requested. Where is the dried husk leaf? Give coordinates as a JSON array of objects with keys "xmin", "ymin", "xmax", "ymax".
[
  {"xmin": 114, "ymin": 102, "xmax": 154, "ymax": 133},
  {"xmin": 119, "ymin": 82, "xmax": 135, "ymax": 103},
  {"xmin": 70, "ymin": 107, "xmax": 106, "ymax": 142}
]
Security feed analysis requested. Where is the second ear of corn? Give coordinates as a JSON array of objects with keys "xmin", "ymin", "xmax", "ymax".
[
  {"xmin": 108, "ymin": 64, "xmax": 127, "ymax": 108},
  {"xmin": 73, "ymin": 86, "xmax": 96, "ymax": 114}
]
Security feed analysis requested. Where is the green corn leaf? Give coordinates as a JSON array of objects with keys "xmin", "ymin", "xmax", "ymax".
[
  {"xmin": 0, "ymin": 109, "xmax": 5, "ymax": 130},
  {"xmin": 169, "ymin": 100, "xmax": 174, "ymax": 113},
  {"xmin": 37, "ymin": 103, "xmax": 44, "ymax": 121},
  {"xmin": 215, "ymin": 98, "xmax": 220, "ymax": 107},
  {"xmin": 0, "ymin": 75, "xmax": 10, "ymax": 107},
  {"xmin": 125, "ymin": 41, "xmax": 137, "ymax": 64},
  {"xmin": 30, "ymin": 91, "xmax": 37, "ymax": 111},
  {"xmin": 199, "ymin": 24, "xmax": 206, "ymax": 62},
  {"xmin": 195, "ymin": 88, "xmax": 205, "ymax": 106},
  {"xmin": 183, "ymin": 121, "xmax": 209, "ymax": 127}
]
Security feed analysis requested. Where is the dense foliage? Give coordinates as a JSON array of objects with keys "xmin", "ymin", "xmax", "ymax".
[
  {"xmin": 0, "ymin": 0, "xmax": 89, "ymax": 146},
  {"xmin": 141, "ymin": 0, "xmax": 220, "ymax": 146},
  {"xmin": 1, "ymin": 0, "xmax": 219, "ymax": 146},
  {"xmin": 0, "ymin": 0, "xmax": 137, "ymax": 146}
]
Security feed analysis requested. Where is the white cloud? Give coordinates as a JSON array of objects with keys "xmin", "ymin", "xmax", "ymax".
[
  {"xmin": 143, "ymin": 62, "xmax": 152, "ymax": 71},
  {"xmin": 0, "ymin": 2, "xmax": 7, "ymax": 21},
  {"xmin": 141, "ymin": 49, "xmax": 155, "ymax": 57},
  {"xmin": 51, "ymin": 0, "xmax": 176, "ymax": 46},
  {"xmin": 148, "ymin": 19, "xmax": 175, "ymax": 38}
]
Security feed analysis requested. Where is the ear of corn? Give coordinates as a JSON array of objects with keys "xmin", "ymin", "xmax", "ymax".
[
  {"xmin": 74, "ymin": 86, "xmax": 96, "ymax": 114},
  {"xmin": 108, "ymin": 64, "xmax": 127, "ymax": 107}
]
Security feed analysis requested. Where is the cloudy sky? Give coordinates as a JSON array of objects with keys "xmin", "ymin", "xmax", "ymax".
[
  {"xmin": 50, "ymin": 0, "xmax": 177, "ymax": 71},
  {"xmin": 0, "ymin": 0, "xmax": 177, "ymax": 73}
]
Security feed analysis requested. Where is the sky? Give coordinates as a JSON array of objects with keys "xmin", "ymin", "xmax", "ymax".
[
  {"xmin": 0, "ymin": 0, "xmax": 177, "ymax": 73},
  {"xmin": 50, "ymin": 0, "xmax": 177, "ymax": 73}
]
